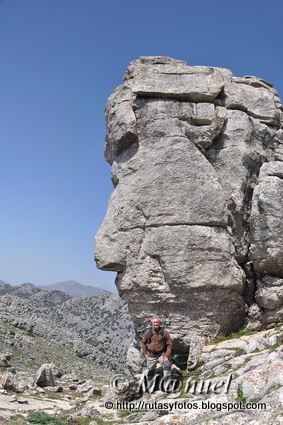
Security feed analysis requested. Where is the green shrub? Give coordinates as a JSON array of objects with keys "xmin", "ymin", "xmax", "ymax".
[
  {"xmin": 209, "ymin": 329, "xmax": 254, "ymax": 344},
  {"xmin": 233, "ymin": 348, "xmax": 246, "ymax": 357},
  {"xmin": 235, "ymin": 387, "xmax": 246, "ymax": 403},
  {"xmin": 27, "ymin": 410, "xmax": 66, "ymax": 425}
]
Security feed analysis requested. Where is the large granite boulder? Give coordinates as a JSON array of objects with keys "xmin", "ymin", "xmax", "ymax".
[{"xmin": 95, "ymin": 56, "xmax": 283, "ymax": 361}]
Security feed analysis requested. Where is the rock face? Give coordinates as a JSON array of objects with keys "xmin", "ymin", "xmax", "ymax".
[{"xmin": 95, "ymin": 56, "xmax": 283, "ymax": 357}]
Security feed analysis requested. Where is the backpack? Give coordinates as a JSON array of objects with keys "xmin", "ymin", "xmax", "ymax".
[{"xmin": 145, "ymin": 326, "xmax": 165, "ymax": 344}]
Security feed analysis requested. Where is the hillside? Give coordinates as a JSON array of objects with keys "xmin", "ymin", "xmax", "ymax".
[{"xmin": 0, "ymin": 282, "xmax": 134, "ymax": 372}]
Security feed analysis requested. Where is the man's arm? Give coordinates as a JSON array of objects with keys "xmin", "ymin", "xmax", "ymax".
[
  {"xmin": 164, "ymin": 330, "xmax": 173, "ymax": 358},
  {"xmin": 141, "ymin": 332, "xmax": 149, "ymax": 356}
]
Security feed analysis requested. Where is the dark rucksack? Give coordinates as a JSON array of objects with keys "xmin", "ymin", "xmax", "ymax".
[{"xmin": 145, "ymin": 326, "xmax": 165, "ymax": 344}]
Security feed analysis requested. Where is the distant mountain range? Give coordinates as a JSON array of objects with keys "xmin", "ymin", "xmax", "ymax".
[
  {"xmin": 40, "ymin": 280, "xmax": 111, "ymax": 298},
  {"xmin": 0, "ymin": 280, "xmax": 111, "ymax": 298}
]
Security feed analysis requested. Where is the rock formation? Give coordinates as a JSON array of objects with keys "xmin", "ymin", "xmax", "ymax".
[{"xmin": 95, "ymin": 56, "xmax": 283, "ymax": 358}]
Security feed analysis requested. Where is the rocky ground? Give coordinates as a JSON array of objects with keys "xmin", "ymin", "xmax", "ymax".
[
  {"xmin": 0, "ymin": 282, "xmax": 135, "ymax": 423},
  {"xmin": 0, "ymin": 324, "xmax": 281, "ymax": 424}
]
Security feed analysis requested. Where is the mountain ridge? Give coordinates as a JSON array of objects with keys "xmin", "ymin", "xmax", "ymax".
[
  {"xmin": 0, "ymin": 279, "xmax": 111, "ymax": 298},
  {"xmin": 40, "ymin": 280, "xmax": 111, "ymax": 298}
]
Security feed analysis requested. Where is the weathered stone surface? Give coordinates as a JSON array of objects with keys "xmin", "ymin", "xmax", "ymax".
[
  {"xmin": 250, "ymin": 162, "xmax": 283, "ymax": 276},
  {"xmin": 0, "ymin": 353, "xmax": 12, "ymax": 368},
  {"xmin": 126, "ymin": 339, "xmax": 146, "ymax": 376},
  {"xmin": 105, "ymin": 85, "xmax": 137, "ymax": 165},
  {"xmin": 205, "ymin": 111, "xmax": 274, "ymax": 264},
  {"xmin": 273, "ymin": 129, "xmax": 283, "ymax": 161},
  {"xmin": 95, "ymin": 56, "xmax": 283, "ymax": 361},
  {"xmin": 76, "ymin": 379, "xmax": 101, "ymax": 395},
  {"xmin": 125, "ymin": 56, "xmax": 232, "ymax": 103},
  {"xmin": 0, "ymin": 372, "xmax": 21, "ymax": 393},
  {"xmin": 246, "ymin": 303, "xmax": 263, "ymax": 331},
  {"xmin": 224, "ymin": 77, "xmax": 281, "ymax": 125},
  {"xmin": 35, "ymin": 363, "xmax": 55, "ymax": 388}
]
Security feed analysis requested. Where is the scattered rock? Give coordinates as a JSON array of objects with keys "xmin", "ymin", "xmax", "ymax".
[
  {"xmin": 67, "ymin": 406, "xmax": 100, "ymax": 422},
  {"xmin": 69, "ymin": 383, "xmax": 77, "ymax": 390},
  {"xmin": 0, "ymin": 372, "xmax": 21, "ymax": 393},
  {"xmin": 0, "ymin": 353, "xmax": 12, "ymax": 368},
  {"xmin": 35, "ymin": 363, "xmax": 55, "ymax": 387},
  {"xmin": 17, "ymin": 397, "xmax": 29, "ymax": 404},
  {"xmin": 77, "ymin": 379, "xmax": 101, "ymax": 396}
]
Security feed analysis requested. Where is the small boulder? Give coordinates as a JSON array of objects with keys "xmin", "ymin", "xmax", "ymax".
[
  {"xmin": 35, "ymin": 363, "xmax": 55, "ymax": 387},
  {"xmin": 77, "ymin": 379, "xmax": 101, "ymax": 395},
  {"xmin": 67, "ymin": 406, "xmax": 100, "ymax": 422},
  {"xmin": 0, "ymin": 353, "xmax": 12, "ymax": 368},
  {"xmin": 17, "ymin": 397, "xmax": 29, "ymax": 404},
  {"xmin": 69, "ymin": 384, "xmax": 77, "ymax": 390},
  {"xmin": 9, "ymin": 395, "xmax": 17, "ymax": 403},
  {"xmin": 0, "ymin": 372, "xmax": 21, "ymax": 393}
]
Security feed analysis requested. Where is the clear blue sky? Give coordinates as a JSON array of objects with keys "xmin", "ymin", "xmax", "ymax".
[{"xmin": 0, "ymin": 0, "xmax": 282, "ymax": 291}]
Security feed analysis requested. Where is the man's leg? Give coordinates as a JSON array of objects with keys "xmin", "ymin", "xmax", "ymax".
[
  {"xmin": 143, "ymin": 356, "xmax": 159, "ymax": 392},
  {"xmin": 136, "ymin": 356, "xmax": 157, "ymax": 393},
  {"xmin": 145, "ymin": 356, "xmax": 158, "ymax": 376},
  {"xmin": 159, "ymin": 357, "xmax": 172, "ymax": 391}
]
